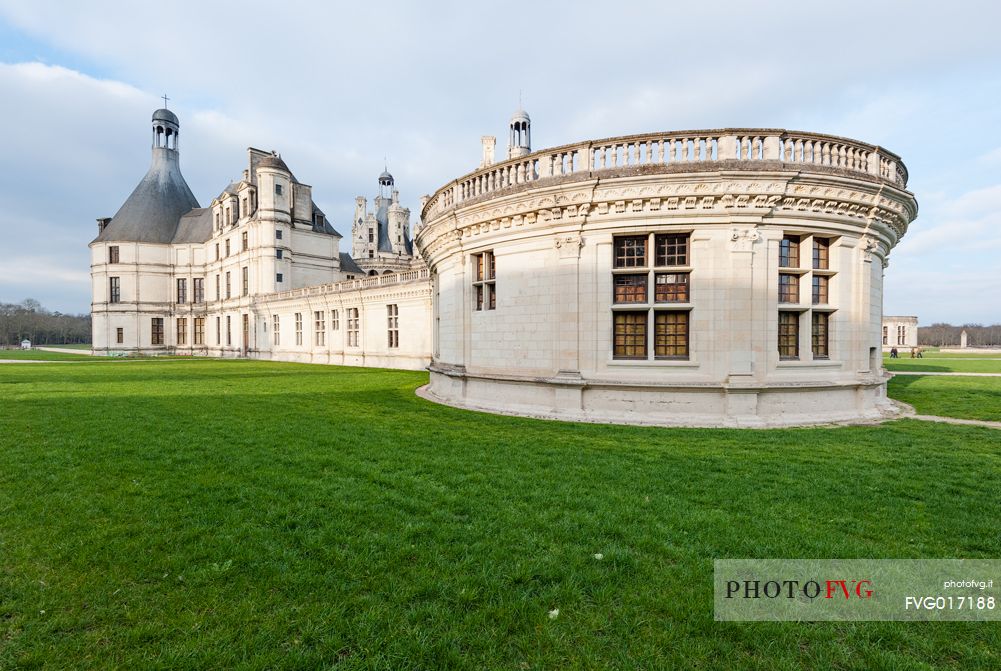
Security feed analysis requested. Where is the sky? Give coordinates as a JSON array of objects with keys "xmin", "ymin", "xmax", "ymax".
[{"xmin": 0, "ymin": 0, "xmax": 998, "ymax": 323}]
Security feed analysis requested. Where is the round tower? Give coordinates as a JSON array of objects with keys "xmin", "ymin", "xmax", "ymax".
[
  {"xmin": 508, "ymin": 108, "xmax": 531, "ymax": 159},
  {"xmin": 152, "ymin": 108, "xmax": 180, "ymax": 150}
]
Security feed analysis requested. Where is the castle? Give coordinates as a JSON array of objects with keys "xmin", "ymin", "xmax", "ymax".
[
  {"xmin": 90, "ymin": 107, "xmax": 429, "ymax": 369},
  {"xmin": 92, "ymin": 107, "xmax": 917, "ymax": 426}
]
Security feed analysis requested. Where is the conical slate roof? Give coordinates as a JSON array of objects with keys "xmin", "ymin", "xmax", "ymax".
[{"xmin": 94, "ymin": 147, "xmax": 199, "ymax": 244}]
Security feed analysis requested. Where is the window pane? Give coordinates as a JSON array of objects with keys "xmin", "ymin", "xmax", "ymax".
[
  {"xmin": 613, "ymin": 311, "xmax": 647, "ymax": 358},
  {"xmin": 812, "ymin": 275, "xmax": 829, "ymax": 304},
  {"xmin": 655, "ymin": 233, "xmax": 689, "ymax": 266},
  {"xmin": 614, "ymin": 274, "xmax": 647, "ymax": 303},
  {"xmin": 654, "ymin": 311, "xmax": 689, "ymax": 358},
  {"xmin": 813, "ymin": 237, "xmax": 830, "ymax": 270},
  {"xmin": 614, "ymin": 236, "xmax": 646, "ymax": 268},
  {"xmin": 655, "ymin": 273, "xmax": 689, "ymax": 302},
  {"xmin": 779, "ymin": 273, "xmax": 799, "ymax": 303},
  {"xmin": 812, "ymin": 312, "xmax": 829, "ymax": 358},
  {"xmin": 779, "ymin": 235, "xmax": 800, "ymax": 268},
  {"xmin": 778, "ymin": 312, "xmax": 799, "ymax": 359}
]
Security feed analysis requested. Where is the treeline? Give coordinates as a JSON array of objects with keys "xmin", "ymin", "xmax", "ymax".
[
  {"xmin": 0, "ymin": 299, "xmax": 91, "ymax": 346},
  {"xmin": 919, "ymin": 323, "xmax": 1001, "ymax": 348}
]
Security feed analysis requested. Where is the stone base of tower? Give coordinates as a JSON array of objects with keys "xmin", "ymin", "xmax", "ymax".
[{"xmin": 421, "ymin": 367, "xmax": 903, "ymax": 429}]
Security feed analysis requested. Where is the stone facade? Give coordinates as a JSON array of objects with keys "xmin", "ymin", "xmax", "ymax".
[
  {"xmin": 417, "ymin": 127, "xmax": 918, "ymax": 427},
  {"xmin": 882, "ymin": 315, "xmax": 918, "ymax": 351},
  {"xmin": 90, "ymin": 108, "xmax": 429, "ymax": 370}
]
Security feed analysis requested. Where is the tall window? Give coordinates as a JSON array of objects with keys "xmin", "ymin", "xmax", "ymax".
[
  {"xmin": 116, "ymin": 327, "xmax": 124, "ymax": 344},
  {"xmin": 215, "ymin": 243, "xmax": 220, "ymax": 261},
  {"xmin": 654, "ymin": 312, "xmax": 689, "ymax": 358},
  {"xmin": 897, "ymin": 325, "xmax": 906, "ymax": 346},
  {"xmin": 612, "ymin": 233, "xmax": 691, "ymax": 360},
  {"xmin": 109, "ymin": 277, "xmax": 120, "ymax": 303},
  {"xmin": 216, "ymin": 274, "xmax": 221, "ymax": 300},
  {"xmin": 275, "ymin": 183, "xmax": 283, "ymax": 196},
  {"xmin": 193, "ymin": 278, "xmax": 204, "ymax": 304},
  {"xmin": 276, "ymin": 249, "xmax": 283, "ymax": 259},
  {"xmin": 387, "ymin": 304, "xmax": 399, "ymax": 348},
  {"xmin": 347, "ymin": 308, "xmax": 360, "ymax": 347},
  {"xmin": 882, "ymin": 326, "xmax": 888, "ymax": 346},
  {"xmin": 779, "ymin": 274, "xmax": 799, "ymax": 303},
  {"xmin": 613, "ymin": 312, "xmax": 647, "ymax": 358},
  {"xmin": 225, "ymin": 272, "xmax": 231, "ymax": 299},
  {"xmin": 216, "ymin": 316, "xmax": 221, "ymax": 345},
  {"xmin": 108, "ymin": 246, "xmax": 119, "ymax": 264},
  {"xmin": 614, "ymin": 236, "xmax": 646, "ymax": 267},
  {"xmin": 812, "ymin": 275, "xmax": 829, "ymax": 304},
  {"xmin": 242, "ymin": 232, "xmax": 248, "ymax": 251},
  {"xmin": 226, "ymin": 316, "xmax": 232, "ymax": 345},
  {"xmin": 276, "ymin": 273, "xmax": 283, "ymax": 283},
  {"xmin": 151, "ymin": 317, "xmax": 164, "ymax": 345},
  {"xmin": 314, "ymin": 311, "xmax": 325, "ymax": 346},
  {"xmin": 225, "ymin": 239, "xmax": 231, "ymax": 257},
  {"xmin": 194, "ymin": 317, "xmax": 205, "ymax": 345},
  {"xmin": 368, "ymin": 229, "xmax": 374, "ymax": 243},
  {"xmin": 273, "ymin": 315, "xmax": 280, "ymax": 346},
  {"xmin": 813, "ymin": 237, "xmax": 830, "ymax": 269},
  {"xmin": 242, "ymin": 267, "xmax": 249, "ymax": 296},
  {"xmin": 276, "ymin": 228, "xmax": 283, "ymax": 240},
  {"xmin": 176, "ymin": 318, "xmax": 187, "ymax": 345},
  {"xmin": 778, "ymin": 312, "xmax": 799, "ymax": 359},
  {"xmin": 331, "ymin": 309, "xmax": 339, "ymax": 330},
  {"xmin": 242, "ymin": 314, "xmax": 249, "ymax": 351},
  {"xmin": 779, "ymin": 235, "xmax": 800, "ymax": 268},
  {"xmin": 473, "ymin": 251, "xmax": 496, "ymax": 310},
  {"xmin": 295, "ymin": 313, "xmax": 303, "ymax": 346},
  {"xmin": 177, "ymin": 278, "xmax": 187, "ymax": 304},
  {"xmin": 812, "ymin": 312, "xmax": 829, "ymax": 358}
]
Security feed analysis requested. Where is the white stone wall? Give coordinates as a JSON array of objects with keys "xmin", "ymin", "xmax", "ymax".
[
  {"xmin": 417, "ymin": 129, "xmax": 918, "ymax": 427},
  {"xmin": 882, "ymin": 315, "xmax": 918, "ymax": 351}
]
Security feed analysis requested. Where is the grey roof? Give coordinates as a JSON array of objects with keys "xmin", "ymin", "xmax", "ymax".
[
  {"xmin": 378, "ymin": 169, "xmax": 394, "ymax": 185},
  {"xmin": 94, "ymin": 147, "xmax": 199, "ymax": 244},
  {"xmin": 375, "ymin": 197, "xmax": 393, "ymax": 253},
  {"xmin": 222, "ymin": 181, "xmax": 241, "ymax": 196},
  {"xmin": 510, "ymin": 108, "xmax": 530, "ymax": 123},
  {"xmin": 172, "ymin": 208, "xmax": 213, "ymax": 244},
  {"xmin": 311, "ymin": 202, "xmax": 341, "ymax": 236},
  {"xmin": 259, "ymin": 154, "xmax": 291, "ymax": 173},
  {"xmin": 339, "ymin": 252, "xmax": 365, "ymax": 275},
  {"xmin": 152, "ymin": 108, "xmax": 179, "ymax": 125}
]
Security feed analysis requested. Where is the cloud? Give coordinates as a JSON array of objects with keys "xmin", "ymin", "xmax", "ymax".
[{"xmin": 0, "ymin": 1, "xmax": 1000, "ymax": 320}]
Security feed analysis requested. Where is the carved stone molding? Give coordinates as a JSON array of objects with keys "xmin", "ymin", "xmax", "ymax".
[
  {"xmin": 729, "ymin": 227, "xmax": 760, "ymax": 252},
  {"xmin": 554, "ymin": 234, "xmax": 584, "ymax": 259}
]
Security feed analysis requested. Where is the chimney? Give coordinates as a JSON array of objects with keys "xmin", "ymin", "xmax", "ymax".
[{"xmin": 480, "ymin": 136, "xmax": 496, "ymax": 168}]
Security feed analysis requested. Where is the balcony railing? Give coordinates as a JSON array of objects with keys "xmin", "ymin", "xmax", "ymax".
[
  {"xmin": 263, "ymin": 267, "xmax": 429, "ymax": 301},
  {"xmin": 421, "ymin": 129, "xmax": 908, "ymax": 223}
]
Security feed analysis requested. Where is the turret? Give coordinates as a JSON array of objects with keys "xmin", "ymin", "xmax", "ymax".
[{"xmin": 508, "ymin": 108, "xmax": 531, "ymax": 159}]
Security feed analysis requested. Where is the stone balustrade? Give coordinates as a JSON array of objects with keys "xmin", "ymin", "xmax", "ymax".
[
  {"xmin": 265, "ymin": 267, "xmax": 430, "ymax": 301},
  {"xmin": 420, "ymin": 129, "xmax": 908, "ymax": 223}
]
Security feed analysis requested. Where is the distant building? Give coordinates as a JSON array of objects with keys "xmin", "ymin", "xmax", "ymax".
[
  {"xmin": 90, "ymin": 107, "xmax": 429, "ymax": 368},
  {"xmin": 882, "ymin": 316, "xmax": 918, "ymax": 351},
  {"xmin": 20, "ymin": 339, "xmax": 30, "ymax": 350}
]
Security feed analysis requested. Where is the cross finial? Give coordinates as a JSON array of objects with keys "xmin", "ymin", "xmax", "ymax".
[{"xmin": 161, "ymin": 94, "xmax": 170, "ymax": 109}]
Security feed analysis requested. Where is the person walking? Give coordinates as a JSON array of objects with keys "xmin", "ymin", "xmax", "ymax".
[{"xmin": 890, "ymin": 347, "xmax": 898, "ymax": 358}]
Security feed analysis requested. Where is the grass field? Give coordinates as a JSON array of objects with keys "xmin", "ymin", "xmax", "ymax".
[
  {"xmin": 884, "ymin": 353, "xmax": 1001, "ymax": 374},
  {"xmin": 888, "ymin": 375, "xmax": 1001, "ymax": 422},
  {"xmin": 0, "ymin": 349, "xmax": 99, "ymax": 361},
  {"xmin": 1, "ymin": 359, "xmax": 999, "ymax": 669}
]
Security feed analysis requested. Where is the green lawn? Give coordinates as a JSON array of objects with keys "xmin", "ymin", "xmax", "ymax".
[
  {"xmin": 885, "ymin": 354, "xmax": 1001, "ymax": 374},
  {"xmin": 888, "ymin": 375, "xmax": 1001, "ymax": 422},
  {"xmin": 1, "ymin": 359, "xmax": 999, "ymax": 670},
  {"xmin": 0, "ymin": 349, "xmax": 98, "ymax": 361}
]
